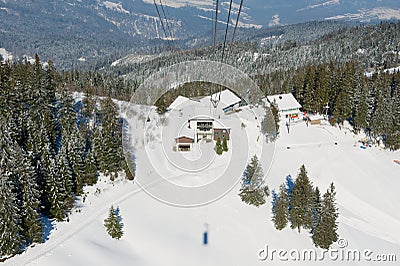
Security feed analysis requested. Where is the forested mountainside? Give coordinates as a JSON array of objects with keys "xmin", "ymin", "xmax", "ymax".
[
  {"xmin": 0, "ymin": 15, "xmax": 349, "ymax": 70},
  {"xmin": 104, "ymin": 21, "xmax": 400, "ymax": 81},
  {"xmin": 0, "ymin": 55, "xmax": 132, "ymax": 259}
]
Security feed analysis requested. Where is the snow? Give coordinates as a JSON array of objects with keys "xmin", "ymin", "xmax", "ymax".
[
  {"xmin": 142, "ymin": 0, "xmax": 213, "ymax": 9},
  {"xmin": 197, "ymin": 15, "xmax": 261, "ymax": 29},
  {"xmin": 0, "ymin": 47, "xmax": 13, "ymax": 62},
  {"xmin": 266, "ymin": 93, "xmax": 302, "ymax": 111},
  {"xmin": 325, "ymin": 7, "xmax": 400, "ymax": 22},
  {"xmin": 365, "ymin": 66, "xmax": 400, "ymax": 78},
  {"xmin": 5, "ymin": 96, "xmax": 400, "ymax": 265},
  {"xmin": 297, "ymin": 0, "xmax": 340, "ymax": 12},
  {"xmin": 0, "ymin": 6, "xmax": 11, "ymax": 14},
  {"xmin": 268, "ymin": 14, "xmax": 281, "ymax": 27},
  {"xmin": 110, "ymin": 54, "xmax": 156, "ymax": 67},
  {"xmin": 210, "ymin": 89, "xmax": 241, "ymax": 108},
  {"xmin": 230, "ymin": 18, "xmax": 262, "ymax": 29},
  {"xmin": 168, "ymin": 96, "xmax": 189, "ymax": 111},
  {"xmin": 102, "ymin": 1, "xmax": 130, "ymax": 14}
]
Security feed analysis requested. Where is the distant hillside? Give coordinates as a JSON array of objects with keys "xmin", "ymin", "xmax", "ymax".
[{"xmin": 1, "ymin": 0, "xmax": 400, "ymax": 69}]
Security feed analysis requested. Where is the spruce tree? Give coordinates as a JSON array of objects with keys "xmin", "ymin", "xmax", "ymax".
[
  {"xmin": 271, "ymin": 189, "xmax": 278, "ymax": 212},
  {"xmin": 99, "ymin": 97, "xmax": 123, "ymax": 180},
  {"xmin": 57, "ymin": 146, "xmax": 74, "ymax": 210},
  {"xmin": 262, "ymin": 108, "xmax": 278, "ymax": 142},
  {"xmin": 270, "ymin": 102, "xmax": 280, "ymax": 135},
  {"xmin": 0, "ymin": 122, "xmax": 24, "ymax": 255},
  {"xmin": 222, "ymin": 138, "xmax": 228, "ymax": 152},
  {"xmin": 84, "ymin": 149, "xmax": 98, "ymax": 186},
  {"xmin": 13, "ymin": 147, "xmax": 43, "ymax": 244},
  {"xmin": 58, "ymin": 90, "xmax": 76, "ymax": 137},
  {"xmin": 42, "ymin": 144, "xmax": 69, "ymax": 221},
  {"xmin": 311, "ymin": 186, "xmax": 322, "ymax": 233},
  {"xmin": 239, "ymin": 155, "xmax": 268, "ymax": 207},
  {"xmin": 272, "ymin": 184, "xmax": 289, "ymax": 230},
  {"xmin": 123, "ymin": 154, "xmax": 135, "ymax": 181},
  {"xmin": 215, "ymin": 137, "xmax": 223, "ymax": 155},
  {"xmin": 312, "ymin": 183, "xmax": 339, "ymax": 249},
  {"xmin": 0, "ymin": 176, "xmax": 23, "ymax": 257},
  {"xmin": 290, "ymin": 165, "xmax": 314, "ymax": 233},
  {"xmin": 104, "ymin": 206, "xmax": 124, "ymax": 240},
  {"xmin": 64, "ymin": 129, "xmax": 86, "ymax": 195}
]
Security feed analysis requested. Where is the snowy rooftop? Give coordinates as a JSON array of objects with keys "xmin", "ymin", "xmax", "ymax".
[
  {"xmin": 266, "ymin": 93, "xmax": 302, "ymax": 111},
  {"xmin": 168, "ymin": 96, "xmax": 201, "ymax": 111},
  {"xmin": 307, "ymin": 114, "xmax": 324, "ymax": 120},
  {"xmin": 210, "ymin": 89, "xmax": 241, "ymax": 108}
]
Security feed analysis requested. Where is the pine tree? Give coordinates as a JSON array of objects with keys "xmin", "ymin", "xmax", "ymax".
[
  {"xmin": 239, "ymin": 155, "xmax": 268, "ymax": 207},
  {"xmin": 13, "ymin": 147, "xmax": 43, "ymax": 244},
  {"xmin": 270, "ymin": 102, "xmax": 280, "ymax": 135},
  {"xmin": 57, "ymin": 90, "xmax": 77, "ymax": 144},
  {"xmin": 222, "ymin": 138, "xmax": 228, "ymax": 152},
  {"xmin": 353, "ymin": 84, "xmax": 370, "ymax": 132},
  {"xmin": 215, "ymin": 137, "xmax": 223, "ymax": 155},
  {"xmin": 57, "ymin": 146, "xmax": 74, "ymax": 210},
  {"xmin": 262, "ymin": 108, "xmax": 278, "ymax": 142},
  {"xmin": 64, "ymin": 129, "xmax": 86, "ymax": 195},
  {"xmin": 84, "ymin": 149, "xmax": 98, "ymax": 186},
  {"xmin": 42, "ymin": 144, "xmax": 71, "ymax": 221},
  {"xmin": 123, "ymin": 154, "xmax": 135, "ymax": 181},
  {"xmin": 290, "ymin": 165, "xmax": 314, "ymax": 233},
  {"xmin": 0, "ymin": 176, "xmax": 23, "ymax": 257},
  {"xmin": 311, "ymin": 186, "xmax": 322, "ymax": 233},
  {"xmin": 238, "ymin": 187, "xmax": 267, "ymax": 207},
  {"xmin": 99, "ymin": 97, "xmax": 123, "ymax": 180},
  {"xmin": 272, "ymin": 184, "xmax": 289, "ymax": 230},
  {"xmin": 104, "ymin": 206, "xmax": 124, "ymax": 240},
  {"xmin": 0, "ymin": 122, "xmax": 26, "ymax": 256},
  {"xmin": 271, "ymin": 189, "xmax": 278, "ymax": 212},
  {"xmin": 312, "ymin": 183, "xmax": 339, "ymax": 249}
]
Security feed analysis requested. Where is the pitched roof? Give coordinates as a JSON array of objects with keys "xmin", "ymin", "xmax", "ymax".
[
  {"xmin": 175, "ymin": 135, "xmax": 194, "ymax": 140},
  {"xmin": 211, "ymin": 89, "xmax": 241, "ymax": 108},
  {"xmin": 266, "ymin": 93, "xmax": 302, "ymax": 110},
  {"xmin": 168, "ymin": 96, "xmax": 192, "ymax": 110}
]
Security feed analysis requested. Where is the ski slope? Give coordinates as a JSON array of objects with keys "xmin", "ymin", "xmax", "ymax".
[{"xmin": 5, "ymin": 101, "xmax": 400, "ymax": 265}]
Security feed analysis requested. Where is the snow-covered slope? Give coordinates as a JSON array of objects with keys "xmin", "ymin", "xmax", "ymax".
[
  {"xmin": 326, "ymin": 7, "xmax": 400, "ymax": 22},
  {"xmin": 5, "ymin": 97, "xmax": 400, "ymax": 265},
  {"xmin": 0, "ymin": 47, "xmax": 13, "ymax": 62}
]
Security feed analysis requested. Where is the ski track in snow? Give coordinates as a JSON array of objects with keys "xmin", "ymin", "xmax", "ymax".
[{"xmin": 7, "ymin": 178, "xmax": 165, "ymax": 266}]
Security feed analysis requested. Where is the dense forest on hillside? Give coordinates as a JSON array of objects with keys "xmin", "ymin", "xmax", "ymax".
[
  {"xmin": 0, "ymin": 56, "xmax": 132, "ymax": 259},
  {"xmin": 103, "ymin": 22, "xmax": 400, "ymax": 81}
]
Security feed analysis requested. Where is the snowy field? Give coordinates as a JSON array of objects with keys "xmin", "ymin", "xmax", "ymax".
[{"xmin": 5, "ymin": 98, "xmax": 400, "ymax": 265}]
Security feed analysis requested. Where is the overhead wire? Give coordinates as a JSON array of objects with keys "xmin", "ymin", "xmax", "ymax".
[
  {"xmin": 159, "ymin": 0, "xmax": 175, "ymax": 48},
  {"xmin": 153, "ymin": 0, "xmax": 173, "ymax": 48},
  {"xmin": 212, "ymin": 0, "xmax": 244, "ymax": 109},
  {"xmin": 225, "ymin": 0, "xmax": 244, "ymax": 62},
  {"xmin": 213, "ymin": 0, "xmax": 234, "ymax": 104},
  {"xmin": 231, "ymin": 0, "xmax": 244, "ymax": 46},
  {"xmin": 213, "ymin": 0, "xmax": 219, "ymax": 48},
  {"xmin": 220, "ymin": 0, "xmax": 233, "ymax": 65}
]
